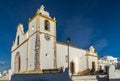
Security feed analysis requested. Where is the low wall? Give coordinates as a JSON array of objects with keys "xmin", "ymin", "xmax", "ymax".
[
  {"xmin": 72, "ymin": 75, "xmax": 108, "ymax": 81},
  {"xmin": 72, "ymin": 75, "xmax": 97, "ymax": 81},
  {"xmin": 11, "ymin": 69, "xmax": 70, "ymax": 81}
]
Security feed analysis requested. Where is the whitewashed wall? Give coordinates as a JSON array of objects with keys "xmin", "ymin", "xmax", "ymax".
[
  {"xmin": 11, "ymin": 24, "xmax": 28, "ymax": 74},
  {"xmin": 28, "ymin": 17, "xmax": 37, "ymax": 36},
  {"xmin": 28, "ymin": 34, "xmax": 36, "ymax": 71},
  {"xmin": 11, "ymin": 40, "xmax": 27, "ymax": 74},
  {"xmin": 40, "ymin": 34, "xmax": 55, "ymax": 69},
  {"xmin": 12, "ymin": 24, "xmax": 28, "ymax": 50},
  {"xmin": 39, "ymin": 16, "xmax": 56, "ymax": 69},
  {"xmin": 109, "ymin": 65, "xmax": 120, "ymax": 80},
  {"xmin": 87, "ymin": 56, "xmax": 98, "ymax": 71},
  {"xmin": 40, "ymin": 16, "xmax": 56, "ymax": 36},
  {"xmin": 56, "ymin": 42, "xmax": 87, "ymax": 73}
]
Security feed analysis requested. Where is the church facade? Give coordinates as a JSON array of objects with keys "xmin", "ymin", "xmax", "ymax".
[{"xmin": 11, "ymin": 5, "xmax": 98, "ymax": 75}]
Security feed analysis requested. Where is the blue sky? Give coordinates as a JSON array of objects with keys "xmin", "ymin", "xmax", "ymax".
[{"xmin": 0, "ymin": 0, "xmax": 120, "ymax": 71}]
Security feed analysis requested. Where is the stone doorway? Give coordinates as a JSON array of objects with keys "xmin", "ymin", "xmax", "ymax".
[
  {"xmin": 14, "ymin": 52, "xmax": 21, "ymax": 73},
  {"xmin": 70, "ymin": 61, "xmax": 75, "ymax": 74},
  {"xmin": 92, "ymin": 61, "xmax": 96, "ymax": 72},
  {"xmin": 100, "ymin": 65, "xmax": 102, "ymax": 71}
]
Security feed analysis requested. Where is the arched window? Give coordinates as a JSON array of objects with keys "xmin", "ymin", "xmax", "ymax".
[
  {"xmin": 70, "ymin": 61, "xmax": 75, "ymax": 74},
  {"xmin": 44, "ymin": 20, "xmax": 50, "ymax": 31}
]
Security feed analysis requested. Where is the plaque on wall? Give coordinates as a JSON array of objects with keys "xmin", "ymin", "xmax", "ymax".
[{"xmin": 44, "ymin": 34, "xmax": 50, "ymax": 41}]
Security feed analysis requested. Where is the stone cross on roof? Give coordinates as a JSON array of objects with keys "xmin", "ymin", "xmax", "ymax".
[
  {"xmin": 40, "ymin": 5, "xmax": 45, "ymax": 10},
  {"xmin": 89, "ymin": 46, "xmax": 95, "ymax": 53},
  {"xmin": 36, "ymin": 5, "xmax": 50, "ymax": 17}
]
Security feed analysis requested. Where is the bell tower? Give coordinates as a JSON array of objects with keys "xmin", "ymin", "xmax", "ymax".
[{"xmin": 28, "ymin": 5, "xmax": 57, "ymax": 71}]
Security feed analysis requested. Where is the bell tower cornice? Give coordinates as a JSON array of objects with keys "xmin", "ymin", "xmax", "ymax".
[
  {"xmin": 36, "ymin": 5, "xmax": 50, "ymax": 17},
  {"xmin": 28, "ymin": 5, "xmax": 56, "ymax": 24}
]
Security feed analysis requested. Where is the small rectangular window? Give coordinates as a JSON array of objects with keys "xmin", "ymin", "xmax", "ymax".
[
  {"xmin": 17, "ymin": 36, "xmax": 20, "ymax": 45},
  {"xmin": 65, "ymin": 55, "xmax": 68, "ymax": 63}
]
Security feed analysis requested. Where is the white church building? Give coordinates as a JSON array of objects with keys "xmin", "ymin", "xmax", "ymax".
[{"xmin": 11, "ymin": 5, "xmax": 99, "ymax": 75}]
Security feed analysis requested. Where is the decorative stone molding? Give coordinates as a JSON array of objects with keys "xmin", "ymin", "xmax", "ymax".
[
  {"xmin": 34, "ymin": 33, "xmax": 41, "ymax": 71},
  {"xmin": 14, "ymin": 52, "xmax": 21, "ymax": 74},
  {"xmin": 89, "ymin": 46, "xmax": 95, "ymax": 53},
  {"xmin": 86, "ymin": 46, "xmax": 98, "ymax": 57},
  {"xmin": 36, "ymin": 5, "xmax": 50, "ymax": 17},
  {"xmin": 54, "ymin": 38, "xmax": 57, "ymax": 68}
]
